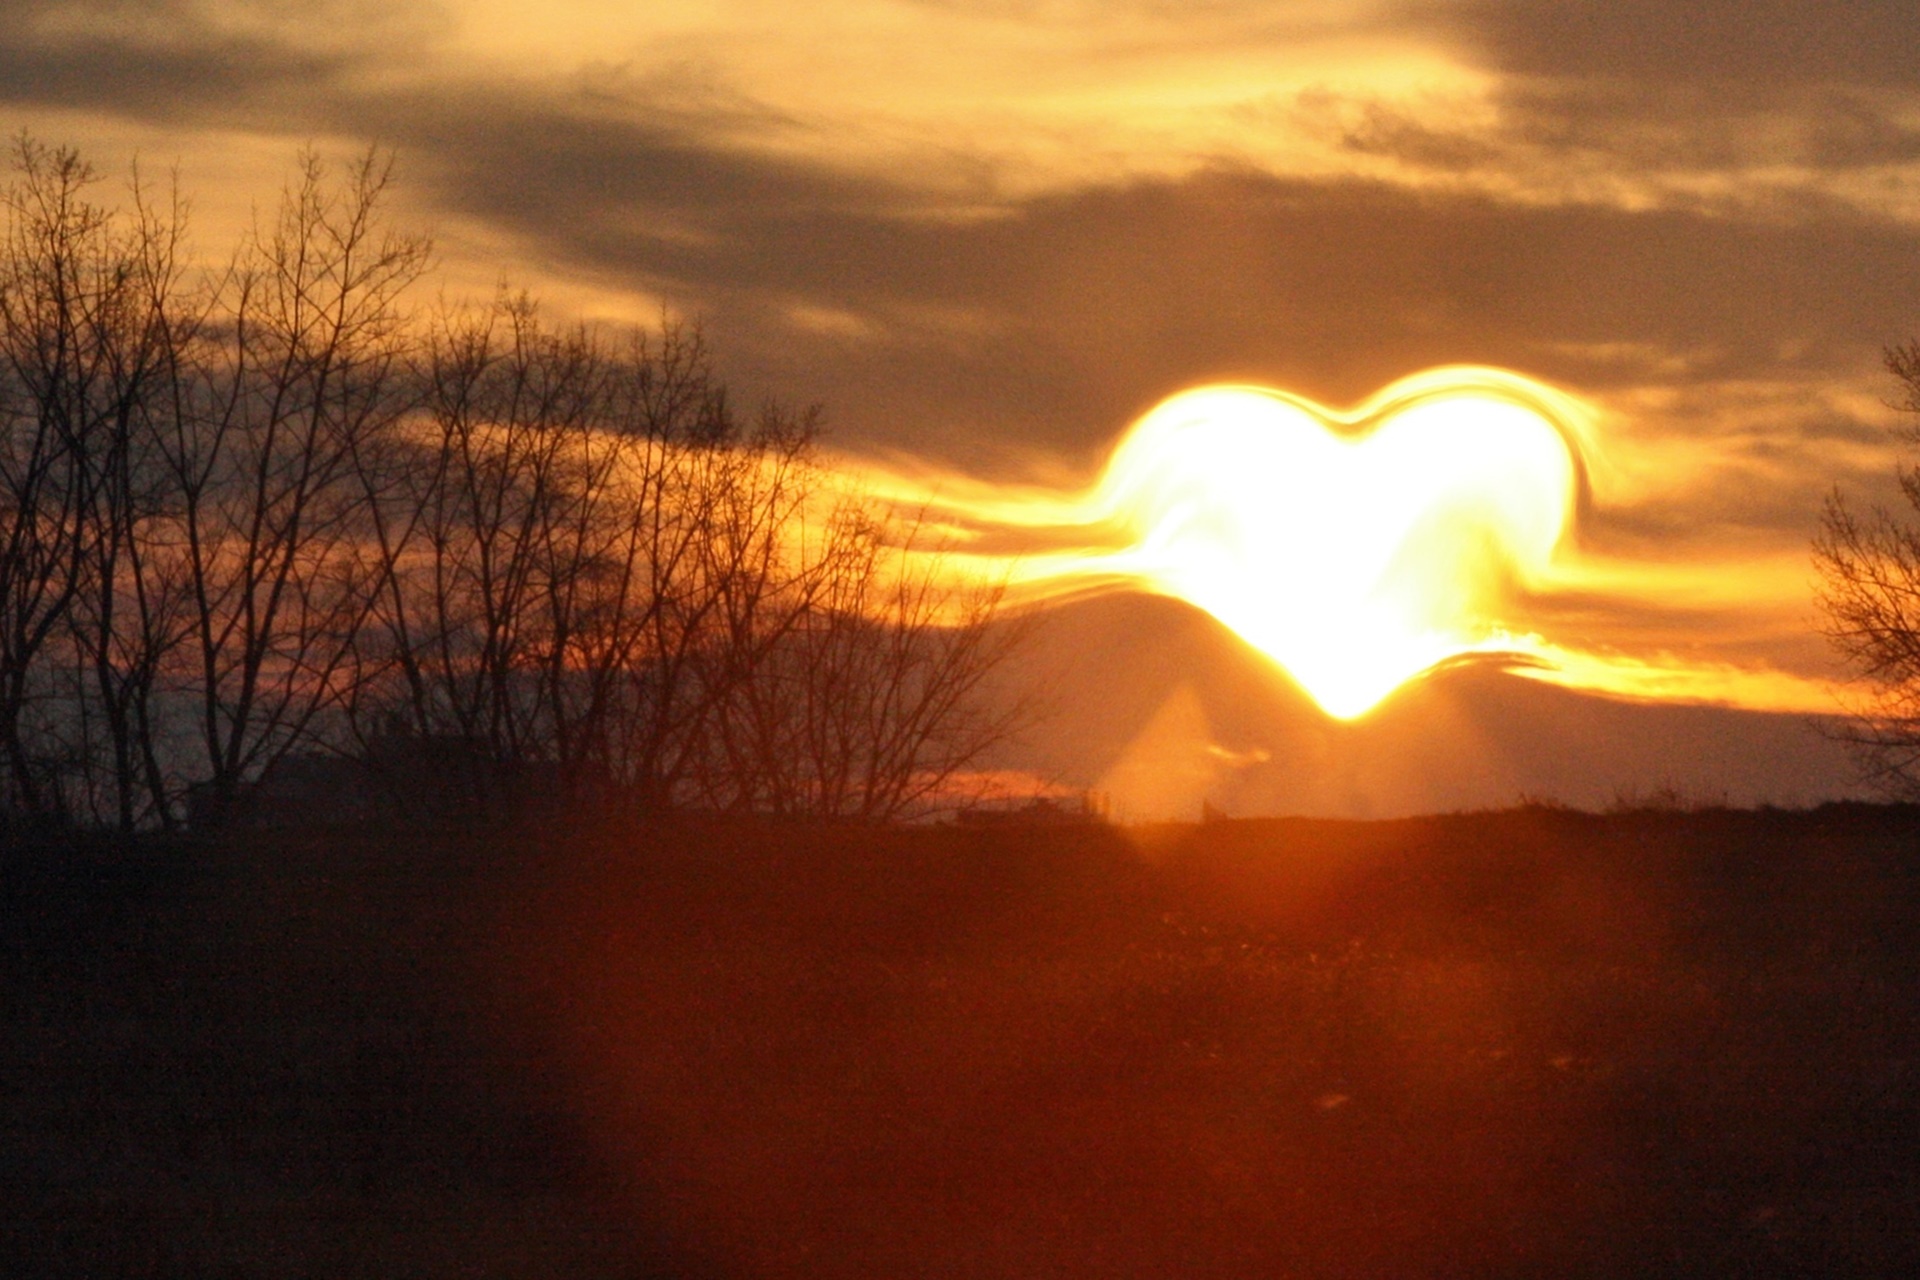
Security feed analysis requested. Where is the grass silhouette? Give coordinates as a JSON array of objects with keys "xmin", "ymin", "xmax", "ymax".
[{"xmin": 6, "ymin": 804, "xmax": 1920, "ymax": 1276}]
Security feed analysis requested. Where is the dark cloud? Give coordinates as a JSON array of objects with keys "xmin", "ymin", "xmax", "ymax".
[
  {"xmin": 372, "ymin": 88, "xmax": 1920, "ymax": 476},
  {"xmin": 1282, "ymin": 81, "xmax": 1920, "ymax": 181},
  {"xmin": 1432, "ymin": 0, "xmax": 1920, "ymax": 91},
  {"xmin": 1494, "ymin": 83, "xmax": 1920, "ymax": 172},
  {"xmin": 1387, "ymin": 3, "xmax": 1920, "ymax": 185},
  {"xmin": 392, "ymin": 92, "xmax": 928, "ymax": 239},
  {"xmin": 1301, "ymin": 94, "xmax": 1503, "ymax": 174},
  {"xmin": 0, "ymin": 0, "xmax": 430, "ymax": 122},
  {"xmin": 0, "ymin": 36, "xmax": 343, "ymax": 123},
  {"xmin": 1332, "ymin": 13, "xmax": 1920, "ymax": 198}
]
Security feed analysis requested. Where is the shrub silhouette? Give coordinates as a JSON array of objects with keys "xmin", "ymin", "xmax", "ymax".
[{"xmin": 0, "ymin": 137, "xmax": 1018, "ymax": 830}]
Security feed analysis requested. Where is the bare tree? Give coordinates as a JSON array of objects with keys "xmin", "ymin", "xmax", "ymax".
[
  {"xmin": 622, "ymin": 405, "xmax": 813, "ymax": 811},
  {"xmin": 64, "ymin": 166, "xmax": 197, "ymax": 829},
  {"xmin": 159, "ymin": 147, "xmax": 427, "ymax": 819},
  {"xmin": 0, "ymin": 132, "xmax": 1027, "ymax": 831},
  {"xmin": 353, "ymin": 295, "xmax": 826, "ymax": 812},
  {"xmin": 1815, "ymin": 341, "xmax": 1920, "ymax": 793},
  {"xmin": 0, "ymin": 137, "xmax": 194, "ymax": 826},
  {"xmin": 341, "ymin": 291, "xmax": 1023, "ymax": 823},
  {"xmin": 0, "ymin": 137, "xmax": 98, "ymax": 819},
  {"xmin": 535, "ymin": 319, "xmax": 764, "ymax": 804},
  {"xmin": 697, "ymin": 499, "xmax": 1024, "ymax": 820}
]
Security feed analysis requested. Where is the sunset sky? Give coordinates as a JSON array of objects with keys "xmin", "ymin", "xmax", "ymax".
[{"xmin": 7, "ymin": 1, "xmax": 1920, "ymax": 803}]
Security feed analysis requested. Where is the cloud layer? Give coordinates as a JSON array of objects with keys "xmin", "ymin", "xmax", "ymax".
[{"xmin": 4, "ymin": 0, "xmax": 1917, "ymax": 739}]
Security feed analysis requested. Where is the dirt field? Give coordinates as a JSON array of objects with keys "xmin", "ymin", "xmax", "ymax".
[{"xmin": 6, "ymin": 805, "xmax": 1920, "ymax": 1277}]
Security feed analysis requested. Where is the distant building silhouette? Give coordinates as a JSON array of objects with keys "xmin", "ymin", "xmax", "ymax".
[
  {"xmin": 956, "ymin": 790, "xmax": 1111, "ymax": 827},
  {"xmin": 186, "ymin": 731, "xmax": 572, "ymax": 832}
]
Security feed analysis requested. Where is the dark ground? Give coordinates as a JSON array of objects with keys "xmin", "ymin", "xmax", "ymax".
[{"xmin": 5, "ymin": 804, "xmax": 1920, "ymax": 1278}]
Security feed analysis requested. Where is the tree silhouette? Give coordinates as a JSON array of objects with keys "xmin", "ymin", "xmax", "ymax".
[
  {"xmin": 0, "ymin": 135, "xmax": 1025, "ymax": 830},
  {"xmin": 1815, "ymin": 341, "xmax": 1920, "ymax": 793}
]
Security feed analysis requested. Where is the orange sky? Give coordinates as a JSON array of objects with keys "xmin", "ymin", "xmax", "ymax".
[{"xmin": 6, "ymin": 1, "xmax": 1920, "ymax": 785}]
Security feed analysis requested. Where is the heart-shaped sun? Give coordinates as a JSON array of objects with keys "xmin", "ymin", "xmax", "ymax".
[
  {"xmin": 874, "ymin": 369, "xmax": 1843, "ymax": 719},
  {"xmin": 1079, "ymin": 372, "xmax": 1588, "ymax": 717},
  {"xmin": 869, "ymin": 368, "xmax": 1593, "ymax": 718}
]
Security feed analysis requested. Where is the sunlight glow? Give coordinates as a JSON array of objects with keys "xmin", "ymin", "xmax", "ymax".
[
  {"xmin": 1121, "ymin": 379, "xmax": 1582, "ymax": 721},
  {"xmin": 854, "ymin": 368, "xmax": 1839, "ymax": 720},
  {"xmin": 1062, "ymin": 373, "xmax": 1587, "ymax": 717}
]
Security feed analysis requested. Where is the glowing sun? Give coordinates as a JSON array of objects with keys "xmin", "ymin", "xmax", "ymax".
[
  {"xmin": 1086, "ymin": 372, "xmax": 1587, "ymax": 717},
  {"xmin": 877, "ymin": 367, "xmax": 1595, "ymax": 719},
  {"xmin": 862, "ymin": 366, "xmax": 1838, "ymax": 719}
]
